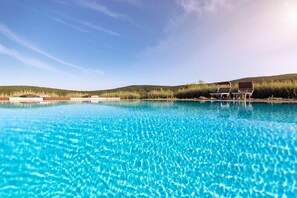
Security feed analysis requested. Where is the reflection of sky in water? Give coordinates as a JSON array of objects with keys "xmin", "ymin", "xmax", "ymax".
[{"xmin": 0, "ymin": 101, "xmax": 296, "ymax": 196}]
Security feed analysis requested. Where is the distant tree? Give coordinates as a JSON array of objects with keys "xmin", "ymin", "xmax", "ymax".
[{"xmin": 198, "ymin": 79, "xmax": 206, "ymax": 86}]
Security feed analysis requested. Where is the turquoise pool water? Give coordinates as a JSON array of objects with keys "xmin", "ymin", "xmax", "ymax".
[{"xmin": 0, "ymin": 101, "xmax": 296, "ymax": 197}]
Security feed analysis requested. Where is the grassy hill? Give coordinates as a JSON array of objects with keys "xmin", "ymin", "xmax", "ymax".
[
  {"xmin": 230, "ymin": 73, "xmax": 297, "ymax": 83},
  {"xmin": 1, "ymin": 73, "xmax": 296, "ymax": 99},
  {"xmin": 0, "ymin": 86, "xmax": 83, "ymax": 97}
]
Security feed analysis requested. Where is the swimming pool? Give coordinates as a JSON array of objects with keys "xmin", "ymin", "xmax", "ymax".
[{"xmin": 0, "ymin": 101, "xmax": 296, "ymax": 196}]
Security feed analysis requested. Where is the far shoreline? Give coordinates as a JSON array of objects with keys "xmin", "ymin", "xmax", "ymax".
[
  {"xmin": 0, "ymin": 97, "xmax": 297, "ymax": 103},
  {"xmin": 143, "ymin": 98, "xmax": 297, "ymax": 103}
]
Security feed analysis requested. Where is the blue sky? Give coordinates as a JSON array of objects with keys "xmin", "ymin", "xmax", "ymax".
[{"xmin": 0, "ymin": 0, "xmax": 296, "ymax": 90}]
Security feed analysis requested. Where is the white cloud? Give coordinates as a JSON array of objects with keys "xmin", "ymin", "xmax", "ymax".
[
  {"xmin": 138, "ymin": 0, "xmax": 297, "ymax": 84},
  {"xmin": 176, "ymin": 0, "xmax": 234, "ymax": 14},
  {"xmin": 51, "ymin": 13, "xmax": 121, "ymax": 36},
  {"xmin": 85, "ymin": 68, "xmax": 104, "ymax": 76},
  {"xmin": 78, "ymin": 0, "xmax": 127, "ymax": 19},
  {"xmin": 53, "ymin": 0, "xmax": 69, "ymax": 4},
  {"xmin": 50, "ymin": 16, "xmax": 91, "ymax": 33},
  {"xmin": 77, "ymin": 0, "xmax": 143, "ymax": 28},
  {"xmin": 0, "ymin": 43, "xmax": 104, "ymax": 88},
  {"xmin": 77, "ymin": 20, "xmax": 121, "ymax": 37},
  {"xmin": 0, "ymin": 22, "xmax": 104, "ymax": 75},
  {"xmin": 113, "ymin": 0, "xmax": 141, "ymax": 6},
  {"xmin": 0, "ymin": 43, "xmax": 60, "ymax": 72}
]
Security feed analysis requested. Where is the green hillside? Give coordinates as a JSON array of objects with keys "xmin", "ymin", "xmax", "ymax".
[
  {"xmin": 105, "ymin": 85, "xmax": 184, "ymax": 92},
  {"xmin": 0, "ymin": 86, "xmax": 83, "ymax": 97},
  {"xmin": 1, "ymin": 73, "xmax": 296, "ymax": 99},
  {"xmin": 230, "ymin": 73, "xmax": 297, "ymax": 83}
]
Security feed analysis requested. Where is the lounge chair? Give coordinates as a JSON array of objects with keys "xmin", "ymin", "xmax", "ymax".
[
  {"xmin": 232, "ymin": 81, "xmax": 254, "ymax": 100},
  {"xmin": 210, "ymin": 82, "xmax": 231, "ymax": 99}
]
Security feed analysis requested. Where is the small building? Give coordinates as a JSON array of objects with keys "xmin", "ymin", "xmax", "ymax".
[
  {"xmin": 82, "ymin": 95, "xmax": 91, "ymax": 98},
  {"xmin": 10, "ymin": 93, "xmax": 43, "ymax": 102},
  {"xmin": 82, "ymin": 95, "xmax": 99, "ymax": 98},
  {"xmin": 19, "ymin": 94, "xmax": 40, "ymax": 98}
]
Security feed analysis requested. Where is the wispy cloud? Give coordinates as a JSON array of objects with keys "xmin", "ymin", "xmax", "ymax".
[
  {"xmin": 53, "ymin": 0, "xmax": 69, "ymax": 5},
  {"xmin": 113, "ymin": 0, "xmax": 142, "ymax": 6},
  {"xmin": 139, "ymin": 0, "xmax": 297, "ymax": 84},
  {"xmin": 77, "ymin": 0, "xmax": 143, "ymax": 28},
  {"xmin": 78, "ymin": 0, "xmax": 128, "ymax": 19},
  {"xmin": 84, "ymin": 68, "xmax": 104, "ymax": 76},
  {"xmin": 78, "ymin": 20, "xmax": 121, "ymax": 36},
  {"xmin": 51, "ymin": 12, "xmax": 121, "ymax": 37},
  {"xmin": 19, "ymin": 4, "xmax": 119, "ymax": 37},
  {"xmin": 0, "ymin": 43, "xmax": 60, "ymax": 72},
  {"xmin": 0, "ymin": 22, "xmax": 103, "ymax": 75},
  {"xmin": 176, "ymin": 0, "xmax": 234, "ymax": 14},
  {"xmin": 50, "ymin": 16, "xmax": 91, "ymax": 33}
]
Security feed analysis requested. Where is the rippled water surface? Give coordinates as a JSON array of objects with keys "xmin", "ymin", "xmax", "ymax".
[{"xmin": 0, "ymin": 101, "xmax": 296, "ymax": 197}]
